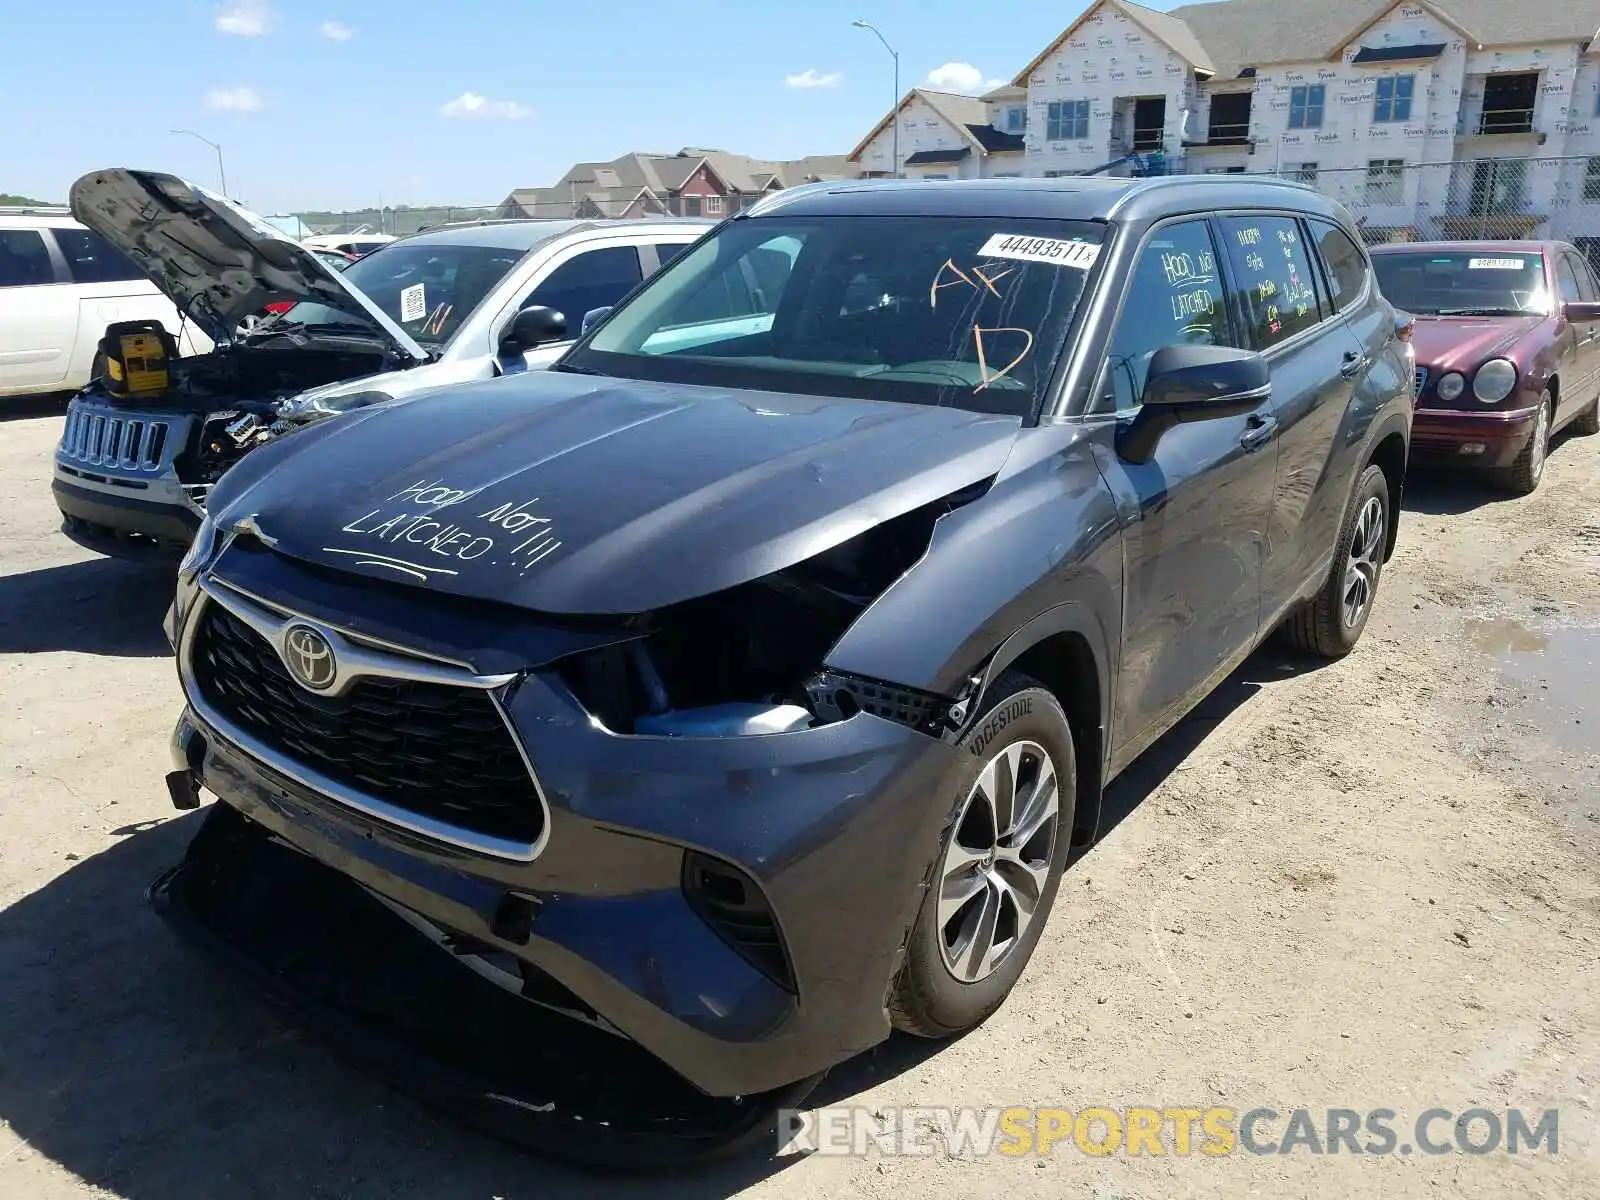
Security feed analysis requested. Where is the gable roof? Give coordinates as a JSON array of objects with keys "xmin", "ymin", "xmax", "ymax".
[
  {"xmin": 847, "ymin": 88, "xmax": 991, "ymax": 162},
  {"xmin": 1161, "ymin": 0, "xmax": 1598, "ymax": 80},
  {"xmin": 1014, "ymin": 0, "xmax": 1217, "ymax": 88}
]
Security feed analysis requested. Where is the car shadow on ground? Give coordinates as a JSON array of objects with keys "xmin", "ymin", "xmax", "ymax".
[
  {"xmin": 0, "ymin": 392, "xmax": 71, "ymax": 421},
  {"xmin": 0, "ymin": 555, "xmax": 175, "ymax": 657},
  {"xmin": 1092, "ymin": 641, "xmax": 1331, "ymax": 841},
  {"xmin": 0, "ymin": 645, "xmax": 1316, "ymax": 1198}
]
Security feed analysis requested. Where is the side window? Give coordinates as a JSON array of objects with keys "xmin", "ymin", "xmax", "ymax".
[
  {"xmin": 1219, "ymin": 216, "xmax": 1322, "ymax": 350},
  {"xmin": 652, "ymin": 234, "xmax": 799, "ymax": 327},
  {"xmin": 654, "ymin": 242, "xmax": 693, "ymax": 269},
  {"xmin": 1100, "ymin": 219, "xmax": 1232, "ymax": 413},
  {"xmin": 1555, "ymin": 255, "xmax": 1582, "ymax": 303},
  {"xmin": 52, "ymin": 228, "xmax": 145, "ymax": 284},
  {"xmin": 0, "ymin": 229, "xmax": 56, "ymax": 287},
  {"xmin": 1568, "ymin": 252, "xmax": 1600, "ymax": 302},
  {"xmin": 1308, "ymin": 220, "xmax": 1368, "ymax": 313},
  {"xmin": 519, "ymin": 245, "xmax": 643, "ymax": 328}
]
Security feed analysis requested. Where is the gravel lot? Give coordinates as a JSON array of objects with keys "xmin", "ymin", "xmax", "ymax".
[{"xmin": 2, "ymin": 399, "xmax": 1597, "ymax": 1199}]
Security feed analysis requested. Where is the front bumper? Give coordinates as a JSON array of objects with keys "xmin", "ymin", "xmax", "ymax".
[
  {"xmin": 54, "ymin": 401, "xmax": 200, "ymax": 554},
  {"xmin": 163, "ymin": 581, "xmax": 960, "ymax": 1102},
  {"xmin": 1409, "ymin": 403, "xmax": 1539, "ymax": 470}
]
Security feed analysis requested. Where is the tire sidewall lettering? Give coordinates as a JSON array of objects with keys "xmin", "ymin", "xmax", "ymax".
[{"xmin": 967, "ymin": 694, "xmax": 1034, "ymax": 757}]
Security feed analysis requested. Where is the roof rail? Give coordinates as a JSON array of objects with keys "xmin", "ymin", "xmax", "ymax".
[{"xmin": 0, "ymin": 204, "xmax": 71, "ymax": 216}]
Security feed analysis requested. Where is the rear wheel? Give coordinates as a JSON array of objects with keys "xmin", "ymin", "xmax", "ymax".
[
  {"xmin": 1282, "ymin": 463, "xmax": 1390, "ymax": 659},
  {"xmin": 889, "ymin": 672, "xmax": 1075, "ymax": 1038},
  {"xmin": 1497, "ymin": 390, "xmax": 1552, "ymax": 495}
]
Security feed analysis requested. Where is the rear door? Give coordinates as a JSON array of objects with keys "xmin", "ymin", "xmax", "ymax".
[
  {"xmin": 48, "ymin": 226, "xmax": 201, "ymax": 379},
  {"xmin": 1093, "ymin": 216, "xmax": 1277, "ymax": 759},
  {"xmin": 1239, "ymin": 214, "xmax": 1383, "ymax": 620},
  {"xmin": 0, "ymin": 227, "xmax": 77, "ymax": 393}
]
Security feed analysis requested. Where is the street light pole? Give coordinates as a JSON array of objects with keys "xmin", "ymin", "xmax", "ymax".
[
  {"xmin": 852, "ymin": 19, "xmax": 900, "ymax": 179},
  {"xmin": 170, "ymin": 129, "xmax": 227, "ymax": 197}
]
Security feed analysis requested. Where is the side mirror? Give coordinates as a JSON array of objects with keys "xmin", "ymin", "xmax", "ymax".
[
  {"xmin": 1562, "ymin": 300, "xmax": 1600, "ymax": 324},
  {"xmin": 1142, "ymin": 343, "xmax": 1272, "ymax": 408},
  {"xmin": 580, "ymin": 305, "xmax": 613, "ymax": 337},
  {"xmin": 499, "ymin": 305, "xmax": 567, "ymax": 356},
  {"xmin": 1118, "ymin": 344, "xmax": 1271, "ymax": 465}
]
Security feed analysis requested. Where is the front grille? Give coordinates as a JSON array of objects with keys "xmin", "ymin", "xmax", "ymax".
[
  {"xmin": 190, "ymin": 601, "xmax": 544, "ymax": 846},
  {"xmin": 60, "ymin": 406, "xmax": 170, "ymax": 471},
  {"xmin": 1414, "ymin": 367, "xmax": 1428, "ymax": 396}
]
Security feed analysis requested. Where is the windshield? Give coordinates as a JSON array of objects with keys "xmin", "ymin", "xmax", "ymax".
[
  {"xmin": 564, "ymin": 215, "xmax": 1104, "ymax": 417},
  {"xmin": 1372, "ymin": 250, "xmax": 1550, "ymax": 316},
  {"xmin": 279, "ymin": 241, "xmax": 526, "ymax": 345}
]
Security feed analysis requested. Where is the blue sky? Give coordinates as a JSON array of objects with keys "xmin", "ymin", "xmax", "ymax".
[{"xmin": 2, "ymin": 0, "xmax": 1186, "ymax": 214}]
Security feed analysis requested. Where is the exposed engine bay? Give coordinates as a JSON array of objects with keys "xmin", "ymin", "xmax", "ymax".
[
  {"xmin": 86, "ymin": 341, "xmax": 391, "ymax": 494},
  {"xmin": 556, "ymin": 481, "xmax": 991, "ymax": 739}
]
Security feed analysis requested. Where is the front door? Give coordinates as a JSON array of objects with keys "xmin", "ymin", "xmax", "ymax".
[
  {"xmin": 1094, "ymin": 217, "xmax": 1277, "ymax": 763},
  {"xmin": 1559, "ymin": 250, "xmax": 1600, "ymax": 418}
]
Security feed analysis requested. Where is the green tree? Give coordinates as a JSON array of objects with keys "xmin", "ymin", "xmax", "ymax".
[{"xmin": 0, "ymin": 194, "xmax": 57, "ymax": 206}]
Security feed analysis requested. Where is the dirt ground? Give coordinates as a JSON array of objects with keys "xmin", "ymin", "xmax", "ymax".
[{"xmin": 2, "ymin": 398, "xmax": 1597, "ymax": 1199}]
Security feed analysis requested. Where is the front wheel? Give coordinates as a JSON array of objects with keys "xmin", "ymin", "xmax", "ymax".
[
  {"xmin": 1281, "ymin": 463, "xmax": 1390, "ymax": 659},
  {"xmin": 889, "ymin": 672, "xmax": 1075, "ymax": 1039},
  {"xmin": 1497, "ymin": 390, "xmax": 1552, "ymax": 495}
]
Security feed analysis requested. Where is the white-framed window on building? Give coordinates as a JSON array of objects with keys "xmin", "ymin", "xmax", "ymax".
[
  {"xmin": 704, "ymin": 196, "xmax": 724, "ymax": 214},
  {"xmin": 1006, "ymin": 106, "xmax": 1027, "ymax": 133},
  {"xmin": 1291, "ymin": 162, "xmax": 1318, "ymax": 185},
  {"xmin": 1047, "ymin": 100, "xmax": 1090, "ymax": 141},
  {"xmin": 1289, "ymin": 85, "xmax": 1325, "ymax": 129},
  {"xmin": 1365, "ymin": 158, "xmax": 1406, "ymax": 203},
  {"xmin": 1584, "ymin": 157, "xmax": 1600, "ymax": 202},
  {"xmin": 683, "ymin": 196, "xmax": 703, "ymax": 217},
  {"xmin": 1373, "ymin": 75, "xmax": 1415, "ymax": 123}
]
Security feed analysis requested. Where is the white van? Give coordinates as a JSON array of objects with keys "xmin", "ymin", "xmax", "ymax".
[{"xmin": 0, "ymin": 207, "xmax": 208, "ymax": 398}]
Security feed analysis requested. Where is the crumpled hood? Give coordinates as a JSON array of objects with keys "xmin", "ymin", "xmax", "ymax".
[
  {"xmin": 69, "ymin": 167, "xmax": 427, "ymax": 362},
  {"xmin": 207, "ymin": 371, "xmax": 1021, "ymax": 614},
  {"xmin": 1410, "ymin": 314, "xmax": 1543, "ymax": 374}
]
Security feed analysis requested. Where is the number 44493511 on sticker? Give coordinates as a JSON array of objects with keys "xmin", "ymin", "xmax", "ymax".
[{"xmin": 979, "ymin": 234, "xmax": 1100, "ymax": 270}]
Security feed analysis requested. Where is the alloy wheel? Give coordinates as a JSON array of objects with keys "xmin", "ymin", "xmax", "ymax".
[
  {"xmin": 1528, "ymin": 401, "xmax": 1550, "ymax": 485},
  {"xmin": 937, "ymin": 739, "xmax": 1060, "ymax": 983},
  {"xmin": 1341, "ymin": 494, "xmax": 1387, "ymax": 630}
]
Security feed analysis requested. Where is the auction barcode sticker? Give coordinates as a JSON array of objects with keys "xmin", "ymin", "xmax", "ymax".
[
  {"xmin": 978, "ymin": 233, "xmax": 1100, "ymax": 270},
  {"xmin": 399, "ymin": 283, "xmax": 427, "ymax": 323},
  {"xmin": 1467, "ymin": 257, "xmax": 1525, "ymax": 271}
]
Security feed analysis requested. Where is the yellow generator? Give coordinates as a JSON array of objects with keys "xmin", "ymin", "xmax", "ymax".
[{"xmin": 97, "ymin": 320, "xmax": 179, "ymax": 400}]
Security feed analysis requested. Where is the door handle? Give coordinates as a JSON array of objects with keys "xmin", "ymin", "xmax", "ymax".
[
  {"xmin": 1240, "ymin": 413, "xmax": 1278, "ymax": 451},
  {"xmin": 1340, "ymin": 351, "xmax": 1369, "ymax": 379}
]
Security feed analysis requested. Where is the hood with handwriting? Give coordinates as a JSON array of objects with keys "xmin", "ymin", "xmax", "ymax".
[{"xmin": 205, "ymin": 370, "xmax": 1021, "ymax": 614}]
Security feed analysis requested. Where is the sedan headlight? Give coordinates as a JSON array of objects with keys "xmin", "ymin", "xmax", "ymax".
[
  {"xmin": 1435, "ymin": 371, "xmax": 1466, "ymax": 401},
  {"xmin": 1472, "ymin": 359, "xmax": 1518, "ymax": 405}
]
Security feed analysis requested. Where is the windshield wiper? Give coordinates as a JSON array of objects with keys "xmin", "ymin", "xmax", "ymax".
[
  {"xmin": 550, "ymin": 362, "xmax": 608, "ymax": 377},
  {"xmin": 1434, "ymin": 306, "xmax": 1531, "ymax": 317}
]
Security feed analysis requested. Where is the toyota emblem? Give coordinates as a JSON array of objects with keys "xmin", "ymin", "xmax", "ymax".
[{"xmin": 283, "ymin": 624, "xmax": 337, "ymax": 691}]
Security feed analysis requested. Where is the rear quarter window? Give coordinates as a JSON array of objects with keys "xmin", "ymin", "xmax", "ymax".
[
  {"xmin": 52, "ymin": 228, "xmax": 146, "ymax": 284},
  {"xmin": 1308, "ymin": 221, "xmax": 1369, "ymax": 312}
]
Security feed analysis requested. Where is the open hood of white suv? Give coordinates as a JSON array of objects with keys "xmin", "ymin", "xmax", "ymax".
[{"xmin": 69, "ymin": 167, "xmax": 428, "ymax": 363}]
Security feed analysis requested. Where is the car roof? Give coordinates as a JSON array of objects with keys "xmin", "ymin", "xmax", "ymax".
[
  {"xmin": 389, "ymin": 217, "xmax": 715, "ymax": 252},
  {"xmin": 1369, "ymin": 240, "xmax": 1561, "ymax": 255},
  {"xmin": 738, "ymin": 175, "xmax": 1351, "ymax": 226}
]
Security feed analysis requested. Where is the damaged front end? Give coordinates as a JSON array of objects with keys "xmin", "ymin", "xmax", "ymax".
[
  {"xmin": 555, "ymin": 479, "xmax": 993, "ymax": 741},
  {"xmin": 153, "ymin": 469, "xmax": 998, "ymax": 1164}
]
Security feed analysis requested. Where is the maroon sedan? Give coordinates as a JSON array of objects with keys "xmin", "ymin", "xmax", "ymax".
[{"xmin": 1370, "ymin": 241, "xmax": 1600, "ymax": 493}]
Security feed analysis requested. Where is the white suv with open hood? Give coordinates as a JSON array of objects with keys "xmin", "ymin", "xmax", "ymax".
[{"xmin": 53, "ymin": 168, "xmax": 712, "ymax": 554}]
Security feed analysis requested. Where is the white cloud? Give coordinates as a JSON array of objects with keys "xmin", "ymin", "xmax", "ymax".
[
  {"xmin": 785, "ymin": 68, "xmax": 843, "ymax": 89},
  {"xmin": 204, "ymin": 86, "xmax": 262, "ymax": 112},
  {"xmin": 317, "ymin": 20, "xmax": 354, "ymax": 41},
  {"xmin": 215, "ymin": 0, "xmax": 275, "ymax": 35},
  {"xmin": 923, "ymin": 62, "xmax": 1007, "ymax": 94},
  {"xmin": 439, "ymin": 92, "xmax": 531, "ymax": 120}
]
